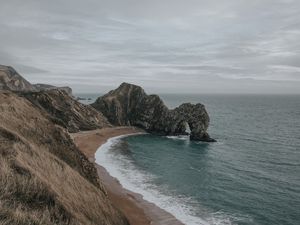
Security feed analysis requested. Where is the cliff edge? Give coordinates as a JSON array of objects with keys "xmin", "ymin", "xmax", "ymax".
[
  {"xmin": 0, "ymin": 65, "xmax": 73, "ymax": 95},
  {"xmin": 0, "ymin": 65, "xmax": 37, "ymax": 92},
  {"xmin": 20, "ymin": 89, "xmax": 111, "ymax": 133},
  {"xmin": 0, "ymin": 65, "xmax": 129, "ymax": 225},
  {"xmin": 0, "ymin": 91, "xmax": 129, "ymax": 225}
]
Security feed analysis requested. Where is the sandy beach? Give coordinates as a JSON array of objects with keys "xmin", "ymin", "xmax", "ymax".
[{"xmin": 71, "ymin": 126, "xmax": 184, "ymax": 225}]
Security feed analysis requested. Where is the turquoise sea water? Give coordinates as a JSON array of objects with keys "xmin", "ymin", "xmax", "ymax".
[{"xmin": 94, "ymin": 94, "xmax": 300, "ymax": 225}]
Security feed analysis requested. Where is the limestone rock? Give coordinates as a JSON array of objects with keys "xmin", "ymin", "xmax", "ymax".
[
  {"xmin": 173, "ymin": 103, "xmax": 215, "ymax": 142},
  {"xmin": 92, "ymin": 82, "xmax": 215, "ymax": 142}
]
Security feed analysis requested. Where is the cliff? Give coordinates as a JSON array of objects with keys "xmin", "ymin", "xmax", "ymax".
[
  {"xmin": 34, "ymin": 83, "xmax": 73, "ymax": 96},
  {"xmin": 0, "ymin": 65, "xmax": 37, "ymax": 92},
  {"xmin": 0, "ymin": 64, "xmax": 215, "ymax": 224},
  {"xmin": 0, "ymin": 91, "xmax": 129, "ymax": 225},
  {"xmin": 0, "ymin": 65, "xmax": 73, "ymax": 95},
  {"xmin": 20, "ymin": 89, "xmax": 111, "ymax": 133},
  {"xmin": 92, "ymin": 82, "xmax": 215, "ymax": 142}
]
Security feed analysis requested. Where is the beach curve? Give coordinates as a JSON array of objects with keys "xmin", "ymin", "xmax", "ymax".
[{"xmin": 71, "ymin": 126, "xmax": 185, "ymax": 225}]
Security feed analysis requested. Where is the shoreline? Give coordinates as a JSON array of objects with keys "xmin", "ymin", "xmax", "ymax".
[{"xmin": 71, "ymin": 127, "xmax": 184, "ymax": 225}]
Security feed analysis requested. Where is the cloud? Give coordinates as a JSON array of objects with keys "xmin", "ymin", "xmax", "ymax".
[{"xmin": 0, "ymin": 0, "xmax": 300, "ymax": 93}]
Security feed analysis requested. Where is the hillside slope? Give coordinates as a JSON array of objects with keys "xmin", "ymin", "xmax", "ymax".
[
  {"xmin": 20, "ymin": 89, "xmax": 111, "ymax": 133},
  {"xmin": 0, "ymin": 91, "xmax": 129, "ymax": 225}
]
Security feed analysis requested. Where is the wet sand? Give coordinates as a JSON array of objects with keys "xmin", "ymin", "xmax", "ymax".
[{"xmin": 71, "ymin": 126, "xmax": 184, "ymax": 225}]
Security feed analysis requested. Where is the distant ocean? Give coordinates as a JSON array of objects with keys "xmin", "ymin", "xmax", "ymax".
[{"xmin": 80, "ymin": 93, "xmax": 300, "ymax": 225}]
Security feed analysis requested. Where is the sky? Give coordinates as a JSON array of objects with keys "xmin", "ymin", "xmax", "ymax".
[{"xmin": 0, "ymin": 0, "xmax": 300, "ymax": 94}]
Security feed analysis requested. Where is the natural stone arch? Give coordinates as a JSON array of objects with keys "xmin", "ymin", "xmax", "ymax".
[
  {"xmin": 184, "ymin": 121, "xmax": 191, "ymax": 134},
  {"xmin": 173, "ymin": 103, "xmax": 215, "ymax": 142},
  {"xmin": 92, "ymin": 83, "xmax": 216, "ymax": 142}
]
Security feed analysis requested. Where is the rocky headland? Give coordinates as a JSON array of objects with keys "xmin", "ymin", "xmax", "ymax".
[
  {"xmin": 0, "ymin": 65, "xmax": 37, "ymax": 92},
  {"xmin": 33, "ymin": 83, "xmax": 73, "ymax": 96},
  {"xmin": 0, "ymin": 66, "xmax": 127, "ymax": 225},
  {"xmin": 92, "ymin": 82, "xmax": 215, "ymax": 142},
  {"xmin": 0, "ymin": 90, "xmax": 129, "ymax": 225},
  {"xmin": 0, "ymin": 65, "xmax": 73, "ymax": 94},
  {"xmin": 0, "ymin": 65, "xmax": 215, "ymax": 225},
  {"xmin": 20, "ymin": 89, "xmax": 110, "ymax": 133}
]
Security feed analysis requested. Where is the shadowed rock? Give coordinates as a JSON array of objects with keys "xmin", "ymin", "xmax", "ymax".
[
  {"xmin": 20, "ymin": 89, "xmax": 111, "ymax": 133},
  {"xmin": 92, "ymin": 83, "xmax": 216, "ymax": 142},
  {"xmin": 173, "ymin": 103, "xmax": 215, "ymax": 141},
  {"xmin": 33, "ymin": 83, "xmax": 73, "ymax": 96}
]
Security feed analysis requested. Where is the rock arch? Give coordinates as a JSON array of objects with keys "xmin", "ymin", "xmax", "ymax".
[
  {"xmin": 173, "ymin": 103, "xmax": 215, "ymax": 142},
  {"xmin": 92, "ymin": 83, "xmax": 216, "ymax": 142}
]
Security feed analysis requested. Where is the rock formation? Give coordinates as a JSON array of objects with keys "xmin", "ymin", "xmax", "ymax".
[
  {"xmin": 20, "ymin": 89, "xmax": 111, "ymax": 133},
  {"xmin": 173, "ymin": 103, "xmax": 213, "ymax": 141},
  {"xmin": 0, "ymin": 91, "xmax": 129, "ymax": 225},
  {"xmin": 0, "ymin": 65, "xmax": 73, "ymax": 95},
  {"xmin": 0, "ymin": 65, "xmax": 37, "ymax": 91},
  {"xmin": 92, "ymin": 82, "xmax": 215, "ymax": 142},
  {"xmin": 34, "ymin": 83, "xmax": 73, "ymax": 96},
  {"xmin": 0, "ymin": 65, "xmax": 214, "ymax": 141},
  {"xmin": 0, "ymin": 65, "xmax": 110, "ymax": 133},
  {"xmin": 0, "ymin": 64, "xmax": 215, "ymax": 224}
]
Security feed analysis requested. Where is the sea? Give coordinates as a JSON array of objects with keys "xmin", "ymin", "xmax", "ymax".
[{"xmin": 78, "ymin": 93, "xmax": 300, "ymax": 225}]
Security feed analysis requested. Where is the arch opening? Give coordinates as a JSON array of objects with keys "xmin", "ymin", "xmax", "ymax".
[{"xmin": 184, "ymin": 121, "xmax": 191, "ymax": 135}]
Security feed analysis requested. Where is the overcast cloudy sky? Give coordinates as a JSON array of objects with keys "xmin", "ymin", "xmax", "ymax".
[{"xmin": 1, "ymin": 0, "xmax": 300, "ymax": 93}]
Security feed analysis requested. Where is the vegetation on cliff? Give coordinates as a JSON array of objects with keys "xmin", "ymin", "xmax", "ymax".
[
  {"xmin": 20, "ymin": 89, "xmax": 110, "ymax": 133},
  {"xmin": 0, "ymin": 91, "xmax": 129, "ymax": 225},
  {"xmin": 0, "ymin": 65, "xmax": 215, "ymax": 225}
]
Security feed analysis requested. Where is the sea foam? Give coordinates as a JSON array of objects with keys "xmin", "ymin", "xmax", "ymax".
[{"xmin": 95, "ymin": 134, "xmax": 235, "ymax": 225}]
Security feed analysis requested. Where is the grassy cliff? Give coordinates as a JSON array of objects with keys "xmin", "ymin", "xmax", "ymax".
[{"xmin": 0, "ymin": 91, "xmax": 129, "ymax": 225}]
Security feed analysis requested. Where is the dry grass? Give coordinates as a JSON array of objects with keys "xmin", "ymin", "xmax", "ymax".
[
  {"xmin": 0, "ymin": 91, "xmax": 129, "ymax": 225},
  {"xmin": 0, "ymin": 156, "xmax": 73, "ymax": 225}
]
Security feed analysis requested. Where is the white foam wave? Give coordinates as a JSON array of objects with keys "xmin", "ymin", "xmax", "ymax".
[
  {"xmin": 166, "ymin": 135, "xmax": 190, "ymax": 140},
  {"xmin": 95, "ymin": 135, "xmax": 236, "ymax": 225}
]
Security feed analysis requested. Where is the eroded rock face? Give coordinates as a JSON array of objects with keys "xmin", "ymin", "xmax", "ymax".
[
  {"xmin": 0, "ymin": 65, "xmax": 37, "ymax": 92},
  {"xmin": 20, "ymin": 89, "xmax": 111, "ymax": 133},
  {"xmin": 33, "ymin": 83, "xmax": 73, "ymax": 96},
  {"xmin": 92, "ymin": 83, "xmax": 215, "ymax": 142},
  {"xmin": 0, "ymin": 65, "xmax": 73, "ymax": 95},
  {"xmin": 173, "ymin": 103, "xmax": 215, "ymax": 141}
]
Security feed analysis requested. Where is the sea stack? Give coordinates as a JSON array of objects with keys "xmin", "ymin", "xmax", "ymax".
[{"xmin": 92, "ymin": 82, "xmax": 216, "ymax": 142}]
